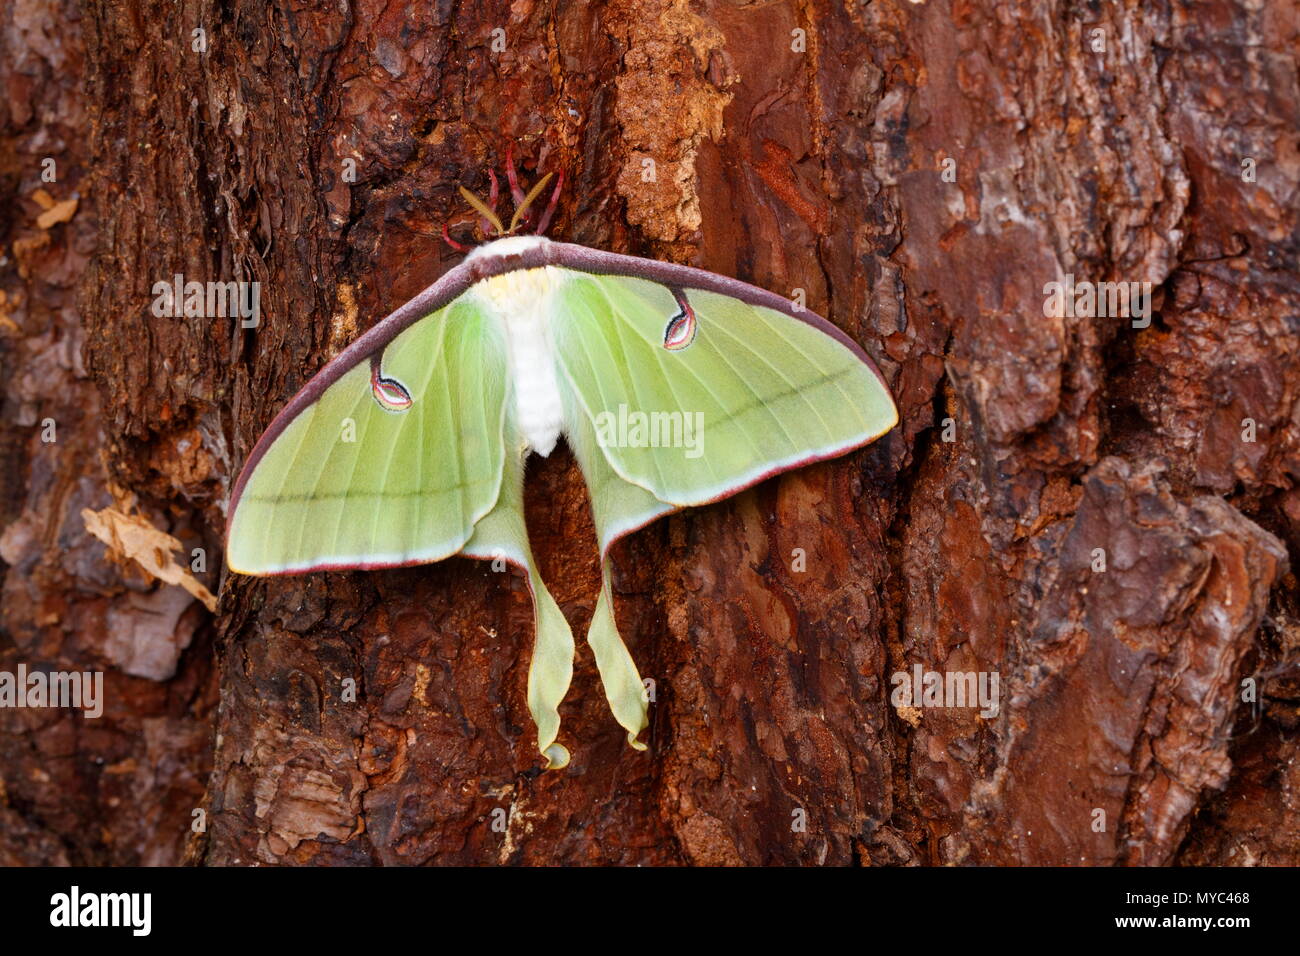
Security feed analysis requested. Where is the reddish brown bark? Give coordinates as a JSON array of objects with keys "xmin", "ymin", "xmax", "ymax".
[{"xmin": 1, "ymin": 0, "xmax": 1297, "ymax": 865}]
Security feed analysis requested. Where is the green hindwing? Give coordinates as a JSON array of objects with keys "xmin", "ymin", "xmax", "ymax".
[{"xmin": 553, "ymin": 272, "xmax": 897, "ymax": 507}]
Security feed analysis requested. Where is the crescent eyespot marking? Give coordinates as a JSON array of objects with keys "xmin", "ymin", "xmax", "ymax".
[
  {"xmin": 369, "ymin": 359, "xmax": 413, "ymax": 412},
  {"xmin": 663, "ymin": 289, "xmax": 697, "ymax": 351}
]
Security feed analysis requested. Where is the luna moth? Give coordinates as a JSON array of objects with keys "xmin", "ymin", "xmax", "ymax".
[{"xmin": 226, "ymin": 156, "xmax": 898, "ymax": 769}]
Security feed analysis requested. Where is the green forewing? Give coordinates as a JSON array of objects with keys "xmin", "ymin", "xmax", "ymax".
[
  {"xmin": 227, "ymin": 298, "xmax": 508, "ymax": 573},
  {"xmin": 554, "ymin": 273, "xmax": 897, "ymax": 507}
]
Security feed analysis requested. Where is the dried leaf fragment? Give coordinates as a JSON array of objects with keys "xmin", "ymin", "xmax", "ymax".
[{"xmin": 81, "ymin": 506, "xmax": 217, "ymax": 612}]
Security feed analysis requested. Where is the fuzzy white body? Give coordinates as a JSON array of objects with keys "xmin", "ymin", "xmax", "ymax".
[{"xmin": 467, "ymin": 236, "xmax": 567, "ymax": 456}]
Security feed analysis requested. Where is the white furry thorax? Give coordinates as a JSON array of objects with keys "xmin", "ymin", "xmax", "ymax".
[
  {"xmin": 468, "ymin": 236, "xmax": 567, "ymax": 457},
  {"xmin": 464, "ymin": 233, "xmax": 552, "ymax": 263}
]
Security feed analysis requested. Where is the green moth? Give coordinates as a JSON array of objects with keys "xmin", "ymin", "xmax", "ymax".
[{"xmin": 226, "ymin": 161, "xmax": 898, "ymax": 769}]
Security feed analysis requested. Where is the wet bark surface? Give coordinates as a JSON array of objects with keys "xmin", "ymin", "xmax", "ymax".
[{"xmin": 1, "ymin": 0, "xmax": 1297, "ymax": 865}]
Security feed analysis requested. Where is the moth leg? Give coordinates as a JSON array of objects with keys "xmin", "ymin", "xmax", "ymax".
[
  {"xmin": 503, "ymin": 143, "xmax": 527, "ymax": 206},
  {"xmin": 440, "ymin": 222, "xmax": 470, "ymax": 253},
  {"xmin": 533, "ymin": 169, "xmax": 564, "ymax": 236},
  {"xmin": 469, "ymin": 169, "xmax": 502, "ymax": 236},
  {"xmin": 485, "ymin": 169, "xmax": 500, "ymax": 221}
]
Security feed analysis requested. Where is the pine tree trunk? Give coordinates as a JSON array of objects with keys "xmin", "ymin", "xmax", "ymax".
[{"xmin": 2, "ymin": 0, "xmax": 1297, "ymax": 865}]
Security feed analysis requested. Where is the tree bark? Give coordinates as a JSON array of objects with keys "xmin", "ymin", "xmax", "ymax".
[{"xmin": 1, "ymin": 0, "xmax": 1297, "ymax": 865}]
